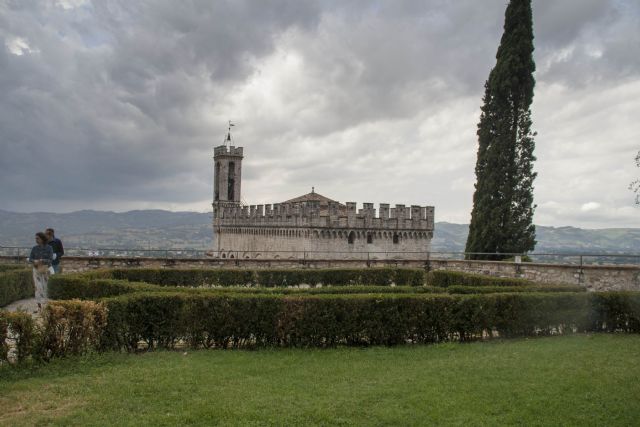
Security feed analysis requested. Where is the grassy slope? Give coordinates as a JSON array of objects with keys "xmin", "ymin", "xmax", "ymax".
[{"xmin": 1, "ymin": 335, "xmax": 639, "ymax": 426}]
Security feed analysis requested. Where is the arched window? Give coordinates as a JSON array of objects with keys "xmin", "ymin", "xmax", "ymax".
[
  {"xmin": 348, "ymin": 231, "xmax": 355, "ymax": 244},
  {"xmin": 393, "ymin": 232, "xmax": 399, "ymax": 244},
  {"xmin": 214, "ymin": 162, "xmax": 220, "ymax": 201},
  {"xmin": 367, "ymin": 233, "xmax": 373, "ymax": 244},
  {"xmin": 228, "ymin": 162, "xmax": 235, "ymax": 201}
]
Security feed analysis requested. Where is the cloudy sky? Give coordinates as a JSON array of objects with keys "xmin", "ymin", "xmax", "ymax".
[{"xmin": 1, "ymin": 0, "xmax": 639, "ymax": 228}]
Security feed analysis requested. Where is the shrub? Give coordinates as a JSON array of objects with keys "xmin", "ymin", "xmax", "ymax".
[
  {"xmin": 0, "ymin": 269, "xmax": 34, "ymax": 307},
  {"xmin": 446, "ymin": 285, "xmax": 585, "ymax": 294},
  {"xmin": 0, "ymin": 264, "xmax": 28, "ymax": 273},
  {"xmin": 591, "ymin": 292, "xmax": 640, "ymax": 333},
  {"xmin": 38, "ymin": 300, "xmax": 108, "ymax": 360},
  {"xmin": 0, "ymin": 310, "xmax": 37, "ymax": 363},
  {"xmin": 428, "ymin": 270, "xmax": 535, "ymax": 288},
  {"xmin": 105, "ymin": 267, "xmax": 425, "ymax": 288},
  {"xmin": 97, "ymin": 292, "xmax": 610, "ymax": 351},
  {"xmin": 49, "ymin": 275, "xmax": 159, "ymax": 300},
  {"xmin": 109, "ymin": 268, "xmax": 255, "ymax": 287},
  {"xmin": 0, "ymin": 311, "xmax": 7, "ymax": 362}
]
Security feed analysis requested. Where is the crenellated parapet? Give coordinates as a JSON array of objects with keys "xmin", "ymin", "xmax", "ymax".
[
  {"xmin": 214, "ymin": 145, "xmax": 243, "ymax": 157},
  {"xmin": 214, "ymin": 202, "xmax": 435, "ymax": 231}
]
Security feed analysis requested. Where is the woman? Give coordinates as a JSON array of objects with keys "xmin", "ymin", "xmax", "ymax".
[{"xmin": 28, "ymin": 232, "xmax": 54, "ymax": 310}]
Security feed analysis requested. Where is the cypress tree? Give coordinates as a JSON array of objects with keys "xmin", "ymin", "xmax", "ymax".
[{"xmin": 465, "ymin": 0, "xmax": 537, "ymax": 260}]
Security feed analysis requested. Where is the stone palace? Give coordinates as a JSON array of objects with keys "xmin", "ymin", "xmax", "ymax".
[{"xmin": 212, "ymin": 131, "xmax": 435, "ymax": 260}]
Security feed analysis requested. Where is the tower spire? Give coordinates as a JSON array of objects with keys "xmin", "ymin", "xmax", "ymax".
[{"xmin": 225, "ymin": 120, "xmax": 235, "ymax": 146}]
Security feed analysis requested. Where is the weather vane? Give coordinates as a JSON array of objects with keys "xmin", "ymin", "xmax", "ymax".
[{"xmin": 225, "ymin": 120, "xmax": 235, "ymax": 146}]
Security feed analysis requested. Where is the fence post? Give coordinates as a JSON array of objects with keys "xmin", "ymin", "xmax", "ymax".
[{"xmin": 578, "ymin": 255, "xmax": 584, "ymax": 285}]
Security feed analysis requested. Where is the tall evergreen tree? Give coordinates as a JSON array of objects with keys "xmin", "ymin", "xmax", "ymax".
[{"xmin": 465, "ymin": 0, "xmax": 537, "ymax": 260}]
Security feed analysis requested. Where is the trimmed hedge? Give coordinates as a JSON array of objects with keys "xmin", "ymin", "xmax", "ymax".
[
  {"xmin": 591, "ymin": 292, "xmax": 640, "ymax": 332},
  {"xmin": 97, "ymin": 291, "xmax": 640, "ymax": 351},
  {"xmin": 0, "ymin": 310, "xmax": 36, "ymax": 363},
  {"xmin": 50, "ymin": 274, "xmax": 446, "ymax": 300},
  {"xmin": 0, "ymin": 269, "xmax": 34, "ymax": 307},
  {"xmin": 428, "ymin": 270, "xmax": 536, "ymax": 288},
  {"xmin": 49, "ymin": 276, "xmax": 587, "ymax": 301},
  {"xmin": 106, "ymin": 267, "xmax": 425, "ymax": 287},
  {"xmin": 0, "ymin": 264, "xmax": 28, "ymax": 273},
  {"xmin": 39, "ymin": 300, "xmax": 108, "ymax": 360},
  {"xmin": 1, "ymin": 300, "xmax": 108, "ymax": 364},
  {"xmin": 446, "ymin": 285, "xmax": 585, "ymax": 294},
  {"xmin": 49, "ymin": 275, "xmax": 160, "ymax": 300}
]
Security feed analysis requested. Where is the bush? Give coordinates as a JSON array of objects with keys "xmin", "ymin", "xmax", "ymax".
[
  {"xmin": 48, "ymin": 273, "xmax": 443, "ymax": 301},
  {"xmin": 0, "ymin": 310, "xmax": 36, "ymax": 363},
  {"xmin": 428, "ymin": 270, "xmax": 535, "ymax": 288},
  {"xmin": 591, "ymin": 292, "xmax": 640, "ymax": 333},
  {"xmin": 105, "ymin": 268, "xmax": 426, "ymax": 288},
  {"xmin": 109, "ymin": 268, "xmax": 255, "ymax": 287},
  {"xmin": 0, "ymin": 269, "xmax": 34, "ymax": 307},
  {"xmin": 0, "ymin": 264, "xmax": 28, "ymax": 273},
  {"xmin": 49, "ymin": 275, "xmax": 159, "ymax": 300},
  {"xmin": 0, "ymin": 312, "xmax": 7, "ymax": 361},
  {"xmin": 446, "ymin": 285, "xmax": 585, "ymax": 294},
  {"xmin": 97, "ymin": 291, "xmax": 610, "ymax": 351},
  {"xmin": 38, "ymin": 300, "xmax": 108, "ymax": 360}
]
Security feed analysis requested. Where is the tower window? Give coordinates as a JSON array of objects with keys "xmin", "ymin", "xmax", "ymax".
[
  {"xmin": 228, "ymin": 162, "xmax": 235, "ymax": 201},
  {"xmin": 214, "ymin": 162, "xmax": 220, "ymax": 201},
  {"xmin": 367, "ymin": 233, "xmax": 373, "ymax": 244},
  {"xmin": 348, "ymin": 231, "xmax": 355, "ymax": 244},
  {"xmin": 393, "ymin": 233, "xmax": 399, "ymax": 244}
]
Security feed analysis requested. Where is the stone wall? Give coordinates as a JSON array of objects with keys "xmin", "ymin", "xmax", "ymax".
[
  {"xmin": 427, "ymin": 259, "xmax": 640, "ymax": 292},
  {"xmin": 1, "ymin": 255, "xmax": 638, "ymax": 292},
  {"xmin": 214, "ymin": 227, "xmax": 431, "ymax": 260},
  {"xmin": 213, "ymin": 200, "xmax": 434, "ymax": 260}
]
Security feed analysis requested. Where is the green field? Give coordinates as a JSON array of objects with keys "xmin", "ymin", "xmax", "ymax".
[{"xmin": 1, "ymin": 334, "xmax": 639, "ymax": 426}]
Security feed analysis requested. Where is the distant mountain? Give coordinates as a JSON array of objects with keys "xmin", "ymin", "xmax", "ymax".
[
  {"xmin": 0, "ymin": 209, "xmax": 638, "ymax": 254},
  {"xmin": 0, "ymin": 209, "xmax": 213, "ymax": 250},
  {"xmin": 432, "ymin": 222, "xmax": 640, "ymax": 254}
]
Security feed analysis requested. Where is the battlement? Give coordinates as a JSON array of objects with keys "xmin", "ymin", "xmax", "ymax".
[
  {"xmin": 214, "ymin": 145, "xmax": 244, "ymax": 157},
  {"xmin": 213, "ymin": 201, "xmax": 435, "ymax": 230}
]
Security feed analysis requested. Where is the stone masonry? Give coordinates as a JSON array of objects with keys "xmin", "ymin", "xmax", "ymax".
[
  {"xmin": 2, "ymin": 256, "xmax": 636, "ymax": 292},
  {"xmin": 212, "ymin": 142, "xmax": 434, "ymax": 260}
]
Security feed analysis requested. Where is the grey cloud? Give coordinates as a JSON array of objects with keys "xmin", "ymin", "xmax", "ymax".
[{"xmin": 0, "ymin": 0, "xmax": 638, "ymax": 229}]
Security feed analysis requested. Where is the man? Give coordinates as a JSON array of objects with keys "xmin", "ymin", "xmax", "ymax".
[{"xmin": 45, "ymin": 228, "xmax": 64, "ymax": 274}]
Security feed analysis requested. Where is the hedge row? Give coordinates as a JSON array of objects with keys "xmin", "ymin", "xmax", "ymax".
[
  {"xmin": 0, "ymin": 310, "xmax": 35, "ymax": 362},
  {"xmin": 0, "ymin": 269, "xmax": 34, "ymax": 307},
  {"xmin": 0, "ymin": 264, "xmax": 28, "ymax": 273},
  {"xmin": 98, "ymin": 292, "xmax": 640, "ymax": 350},
  {"xmin": 0, "ymin": 300, "xmax": 107, "ymax": 364},
  {"xmin": 106, "ymin": 267, "xmax": 426, "ymax": 287},
  {"xmin": 49, "ymin": 275, "xmax": 587, "ymax": 302},
  {"xmin": 446, "ymin": 285, "xmax": 585, "ymax": 294},
  {"xmin": 3, "ymin": 292, "xmax": 639, "ymax": 360},
  {"xmin": 48, "ymin": 276, "xmax": 159, "ymax": 300},
  {"xmin": 428, "ymin": 270, "xmax": 536, "ymax": 288}
]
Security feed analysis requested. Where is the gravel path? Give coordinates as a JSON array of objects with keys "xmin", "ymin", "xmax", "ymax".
[{"xmin": 4, "ymin": 297, "xmax": 41, "ymax": 314}]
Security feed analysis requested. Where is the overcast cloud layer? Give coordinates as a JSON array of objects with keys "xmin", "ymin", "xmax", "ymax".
[{"xmin": 1, "ymin": 0, "xmax": 639, "ymax": 228}]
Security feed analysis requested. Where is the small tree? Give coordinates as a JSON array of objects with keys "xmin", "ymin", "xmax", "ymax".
[
  {"xmin": 630, "ymin": 150, "xmax": 640, "ymax": 205},
  {"xmin": 466, "ymin": 0, "xmax": 537, "ymax": 260}
]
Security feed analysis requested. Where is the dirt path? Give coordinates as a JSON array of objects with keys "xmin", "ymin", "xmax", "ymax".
[{"xmin": 4, "ymin": 297, "xmax": 40, "ymax": 314}]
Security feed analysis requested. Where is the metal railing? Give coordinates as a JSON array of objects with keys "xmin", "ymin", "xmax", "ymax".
[{"xmin": 1, "ymin": 246, "xmax": 639, "ymax": 266}]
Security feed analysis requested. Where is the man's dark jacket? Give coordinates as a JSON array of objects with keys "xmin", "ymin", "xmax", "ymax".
[{"xmin": 48, "ymin": 238, "xmax": 64, "ymax": 266}]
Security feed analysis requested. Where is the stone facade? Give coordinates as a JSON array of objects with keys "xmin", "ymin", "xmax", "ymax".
[
  {"xmin": 2, "ymin": 256, "xmax": 637, "ymax": 291},
  {"xmin": 212, "ymin": 143, "xmax": 435, "ymax": 260}
]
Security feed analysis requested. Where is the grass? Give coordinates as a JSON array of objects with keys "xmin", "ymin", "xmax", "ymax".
[{"xmin": 1, "ymin": 334, "xmax": 639, "ymax": 426}]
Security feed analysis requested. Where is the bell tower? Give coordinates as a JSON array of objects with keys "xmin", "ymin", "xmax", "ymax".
[{"xmin": 212, "ymin": 122, "xmax": 243, "ymax": 219}]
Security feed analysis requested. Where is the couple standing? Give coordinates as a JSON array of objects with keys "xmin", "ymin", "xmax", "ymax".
[{"xmin": 28, "ymin": 228, "xmax": 64, "ymax": 310}]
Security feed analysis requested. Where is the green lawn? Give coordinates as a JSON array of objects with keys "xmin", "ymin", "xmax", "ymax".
[{"xmin": 1, "ymin": 335, "xmax": 639, "ymax": 426}]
